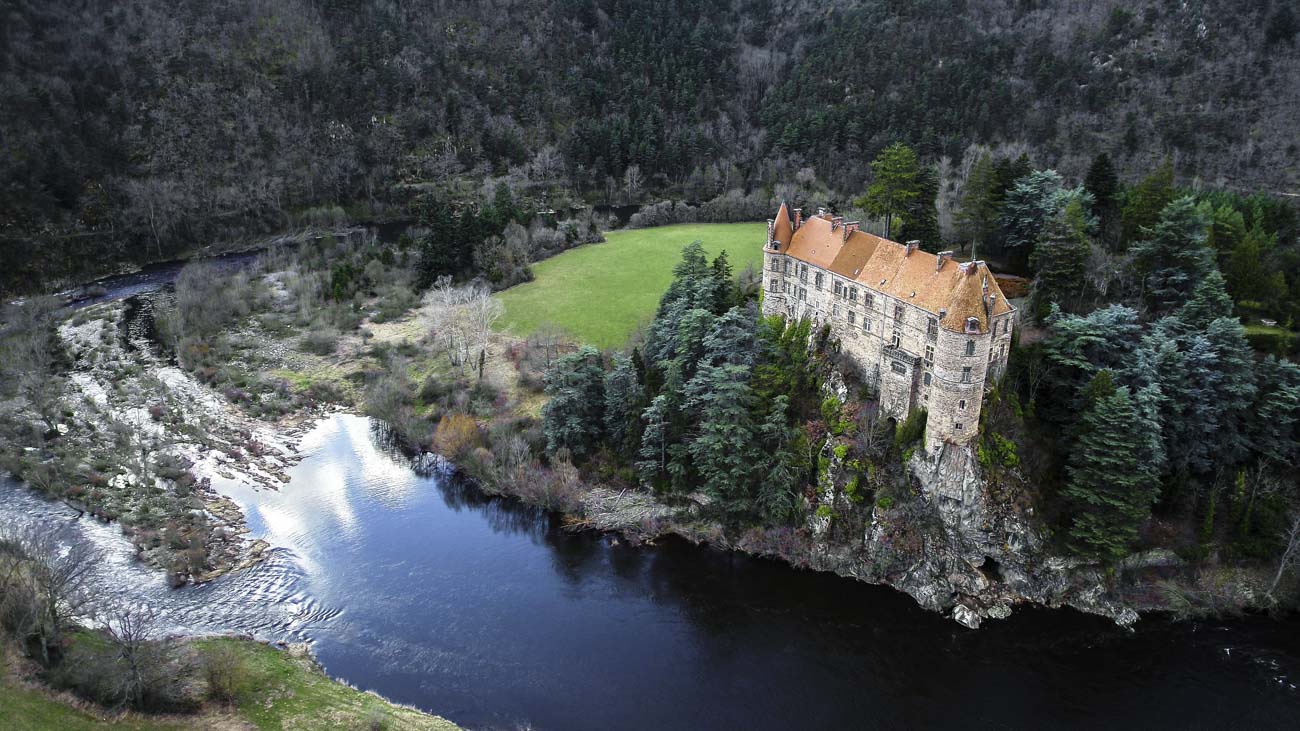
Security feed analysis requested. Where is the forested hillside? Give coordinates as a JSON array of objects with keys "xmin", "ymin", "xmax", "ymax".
[{"xmin": 3, "ymin": 0, "xmax": 1298, "ymax": 292}]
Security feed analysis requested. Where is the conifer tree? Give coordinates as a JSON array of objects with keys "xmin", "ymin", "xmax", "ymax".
[
  {"xmin": 1120, "ymin": 160, "xmax": 1174, "ymax": 248},
  {"xmin": 1084, "ymin": 152, "xmax": 1120, "ymax": 249},
  {"xmin": 1029, "ymin": 198, "xmax": 1089, "ymax": 317},
  {"xmin": 1063, "ymin": 372, "xmax": 1160, "ymax": 562},
  {"xmin": 1251, "ymin": 357, "xmax": 1300, "ymax": 467},
  {"xmin": 604, "ymin": 353, "xmax": 642, "ymax": 454},
  {"xmin": 541, "ymin": 346, "xmax": 606, "ymax": 458},
  {"xmin": 955, "ymin": 152, "xmax": 999, "ymax": 255},
  {"xmin": 709, "ymin": 251, "xmax": 734, "ymax": 314},
  {"xmin": 900, "ymin": 165, "xmax": 941, "ymax": 251},
  {"xmin": 855, "ymin": 142, "xmax": 920, "ymax": 236},
  {"xmin": 1176, "ymin": 268, "xmax": 1233, "ymax": 331},
  {"xmin": 1130, "ymin": 197, "xmax": 1212, "ymax": 316},
  {"xmin": 1001, "ymin": 169, "xmax": 1065, "ymax": 253}
]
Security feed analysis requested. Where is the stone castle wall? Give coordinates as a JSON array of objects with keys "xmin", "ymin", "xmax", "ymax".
[{"xmin": 761, "ymin": 240, "xmax": 1013, "ymax": 453}]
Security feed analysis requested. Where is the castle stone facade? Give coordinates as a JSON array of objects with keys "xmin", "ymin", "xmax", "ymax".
[{"xmin": 760, "ymin": 204, "xmax": 1015, "ymax": 454}]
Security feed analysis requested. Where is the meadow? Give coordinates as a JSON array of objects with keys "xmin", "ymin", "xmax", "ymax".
[{"xmin": 496, "ymin": 222, "xmax": 765, "ymax": 349}]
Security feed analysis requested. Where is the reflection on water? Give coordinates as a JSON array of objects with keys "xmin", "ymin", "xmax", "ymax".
[{"xmin": 4, "ymin": 413, "xmax": 1300, "ymax": 730}]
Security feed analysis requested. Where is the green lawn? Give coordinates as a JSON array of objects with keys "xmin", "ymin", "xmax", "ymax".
[{"xmin": 496, "ymin": 222, "xmax": 766, "ymax": 349}]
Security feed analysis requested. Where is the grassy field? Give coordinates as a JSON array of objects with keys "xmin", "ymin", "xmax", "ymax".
[
  {"xmin": 496, "ymin": 222, "xmax": 766, "ymax": 349},
  {"xmin": 1, "ymin": 638, "xmax": 460, "ymax": 731}
]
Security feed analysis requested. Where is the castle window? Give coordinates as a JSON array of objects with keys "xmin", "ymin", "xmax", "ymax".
[
  {"xmin": 955, "ymin": 422, "xmax": 964, "ymax": 431},
  {"xmin": 770, "ymin": 257, "xmax": 780, "ymax": 271},
  {"xmin": 924, "ymin": 344, "xmax": 934, "ymax": 365},
  {"xmin": 965, "ymin": 339, "xmax": 975, "ymax": 356},
  {"xmin": 849, "ymin": 287, "xmax": 858, "ymax": 302},
  {"xmin": 927, "ymin": 318, "xmax": 938, "ymax": 340},
  {"xmin": 894, "ymin": 304, "xmax": 904, "ymax": 322},
  {"xmin": 959, "ymin": 399, "xmax": 967, "ymax": 410},
  {"xmin": 891, "ymin": 361, "xmax": 907, "ymax": 374},
  {"xmin": 863, "ymin": 319, "xmax": 872, "ymax": 333},
  {"xmin": 783, "ymin": 259, "xmax": 790, "ymax": 274},
  {"xmin": 990, "ymin": 347, "xmax": 996, "ymax": 363},
  {"xmin": 962, "ymin": 366, "xmax": 972, "ymax": 383},
  {"xmin": 799, "ymin": 264, "xmax": 808, "ymax": 283},
  {"xmin": 923, "ymin": 372, "xmax": 932, "ymax": 386},
  {"xmin": 848, "ymin": 311, "xmax": 856, "ymax": 325},
  {"xmin": 783, "ymin": 281, "xmax": 790, "ymax": 294},
  {"xmin": 815, "ymin": 272, "xmax": 824, "ymax": 289},
  {"xmin": 891, "ymin": 330, "xmax": 901, "ymax": 348},
  {"xmin": 833, "ymin": 305, "xmax": 840, "ymax": 317},
  {"xmin": 834, "ymin": 281, "xmax": 842, "ymax": 296},
  {"xmin": 799, "ymin": 287, "xmax": 807, "ymax": 301},
  {"xmin": 865, "ymin": 293, "xmax": 875, "ymax": 308},
  {"xmin": 769, "ymin": 278, "xmax": 779, "ymax": 293}
]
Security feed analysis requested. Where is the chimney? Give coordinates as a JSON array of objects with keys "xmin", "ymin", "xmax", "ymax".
[
  {"xmin": 831, "ymin": 216, "xmax": 844, "ymax": 231},
  {"xmin": 936, "ymin": 250, "xmax": 953, "ymax": 271},
  {"xmin": 960, "ymin": 260, "xmax": 983, "ymax": 276},
  {"xmin": 905, "ymin": 240, "xmax": 919, "ymax": 256},
  {"xmin": 842, "ymin": 221, "xmax": 860, "ymax": 241},
  {"xmin": 793, "ymin": 208, "xmax": 803, "ymax": 229},
  {"xmin": 767, "ymin": 218, "xmax": 774, "ymax": 241}
]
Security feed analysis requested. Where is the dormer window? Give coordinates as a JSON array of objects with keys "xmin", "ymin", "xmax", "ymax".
[{"xmin": 964, "ymin": 317, "xmax": 980, "ymax": 334}]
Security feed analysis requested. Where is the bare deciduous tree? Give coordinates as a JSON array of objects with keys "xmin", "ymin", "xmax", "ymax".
[
  {"xmin": 424, "ymin": 278, "xmax": 502, "ymax": 377},
  {"xmin": 1267, "ymin": 509, "xmax": 1300, "ymax": 606},
  {"xmin": 0, "ymin": 524, "xmax": 101, "ymax": 665}
]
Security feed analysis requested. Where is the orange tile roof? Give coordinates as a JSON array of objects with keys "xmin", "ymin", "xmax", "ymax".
[{"xmin": 776, "ymin": 210, "xmax": 1013, "ymax": 333}]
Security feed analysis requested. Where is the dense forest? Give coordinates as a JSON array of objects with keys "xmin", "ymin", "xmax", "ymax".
[
  {"xmin": 538, "ymin": 148, "xmax": 1300, "ymax": 585},
  {"xmin": 4, "ymin": 0, "xmax": 1299, "ymax": 293}
]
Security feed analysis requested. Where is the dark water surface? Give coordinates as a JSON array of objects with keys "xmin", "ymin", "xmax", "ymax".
[{"xmin": 5, "ymin": 413, "xmax": 1299, "ymax": 730}]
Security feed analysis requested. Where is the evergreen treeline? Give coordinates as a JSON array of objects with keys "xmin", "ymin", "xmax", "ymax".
[
  {"xmin": 542, "ymin": 243, "xmax": 829, "ymax": 524},
  {"xmin": 5, "ymin": 0, "xmax": 1299, "ymax": 294}
]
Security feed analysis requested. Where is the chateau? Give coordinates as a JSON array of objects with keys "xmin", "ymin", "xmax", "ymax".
[{"xmin": 761, "ymin": 204, "xmax": 1015, "ymax": 454}]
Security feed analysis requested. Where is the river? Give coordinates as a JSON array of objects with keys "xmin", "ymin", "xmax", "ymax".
[{"xmin": 3, "ymin": 413, "xmax": 1299, "ymax": 729}]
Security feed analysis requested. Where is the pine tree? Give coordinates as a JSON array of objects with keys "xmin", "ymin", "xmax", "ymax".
[
  {"xmin": 954, "ymin": 152, "xmax": 999, "ymax": 255},
  {"xmin": 1205, "ymin": 203, "xmax": 1246, "ymax": 271},
  {"xmin": 1226, "ymin": 222, "xmax": 1284, "ymax": 310},
  {"xmin": 1063, "ymin": 373, "xmax": 1160, "ymax": 562},
  {"xmin": 541, "ymin": 346, "xmax": 606, "ymax": 458},
  {"xmin": 1203, "ymin": 317, "xmax": 1258, "ymax": 466},
  {"xmin": 604, "ymin": 353, "xmax": 642, "ymax": 454},
  {"xmin": 1029, "ymin": 198, "xmax": 1089, "ymax": 317},
  {"xmin": 709, "ymin": 250, "xmax": 734, "ymax": 314},
  {"xmin": 900, "ymin": 165, "xmax": 942, "ymax": 251},
  {"xmin": 854, "ymin": 142, "xmax": 920, "ymax": 235},
  {"xmin": 1120, "ymin": 160, "xmax": 1174, "ymax": 248},
  {"xmin": 1250, "ymin": 357, "xmax": 1300, "ymax": 467},
  {"xmin": 1175, "ymin": 268, "xmax": 1232, "ymax": 331},
  {"xmin": 1084, "ymin": 152, "xmax": 1120, "ymax": 250},
  {"xmin": 1000, "ymin": 169, "xmax": 1065, "ymax": 254},
  {"xmin": 686, "ymin": 362, "xmax": 762, "ymax": 512},
  {"xmin": 1130, "ymin": 196, "xmax": 1212, "ymax": 316}
]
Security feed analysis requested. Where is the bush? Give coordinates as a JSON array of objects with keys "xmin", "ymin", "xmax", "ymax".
[
  {"xmin": 301, "ymin": 328, "xmax": 340, "ymax": 355},
  {"xmin": 893, "ymin": 409, "xmax": 927, "ymax": 448},
  {"xmin": 203, "ymin": 642, "xmax": 245, "ymax": 703},
  {"xmin": 432, "ymin": 412, "xmax": 481, "ymax": 459}
]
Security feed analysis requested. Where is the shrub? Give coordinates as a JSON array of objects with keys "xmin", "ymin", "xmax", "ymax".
[
  {"xmin": 432, "ymin": 412, "xmax": 481, "ymax": 459},
  {"xmin": 301, "ymin": 328, "xmax": 340, "ymax": 355},
  {"xmin": 893, "ymin": 409, "xmax": 927, "ymax": 448},
  {"xmin": 203, "ymin": 642, "xmax": 245, "ymax": 703}
]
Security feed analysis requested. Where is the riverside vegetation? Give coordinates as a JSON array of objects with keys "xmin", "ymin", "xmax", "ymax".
[{"xmin": 2, "ymin": 155, "xmax": 1300, "ymax": 716}]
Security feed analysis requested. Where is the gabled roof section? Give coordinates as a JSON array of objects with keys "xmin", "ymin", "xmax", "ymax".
[{"xmin": 772, "ymin": 206, "xmax": 1014, "ymax": 333}]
